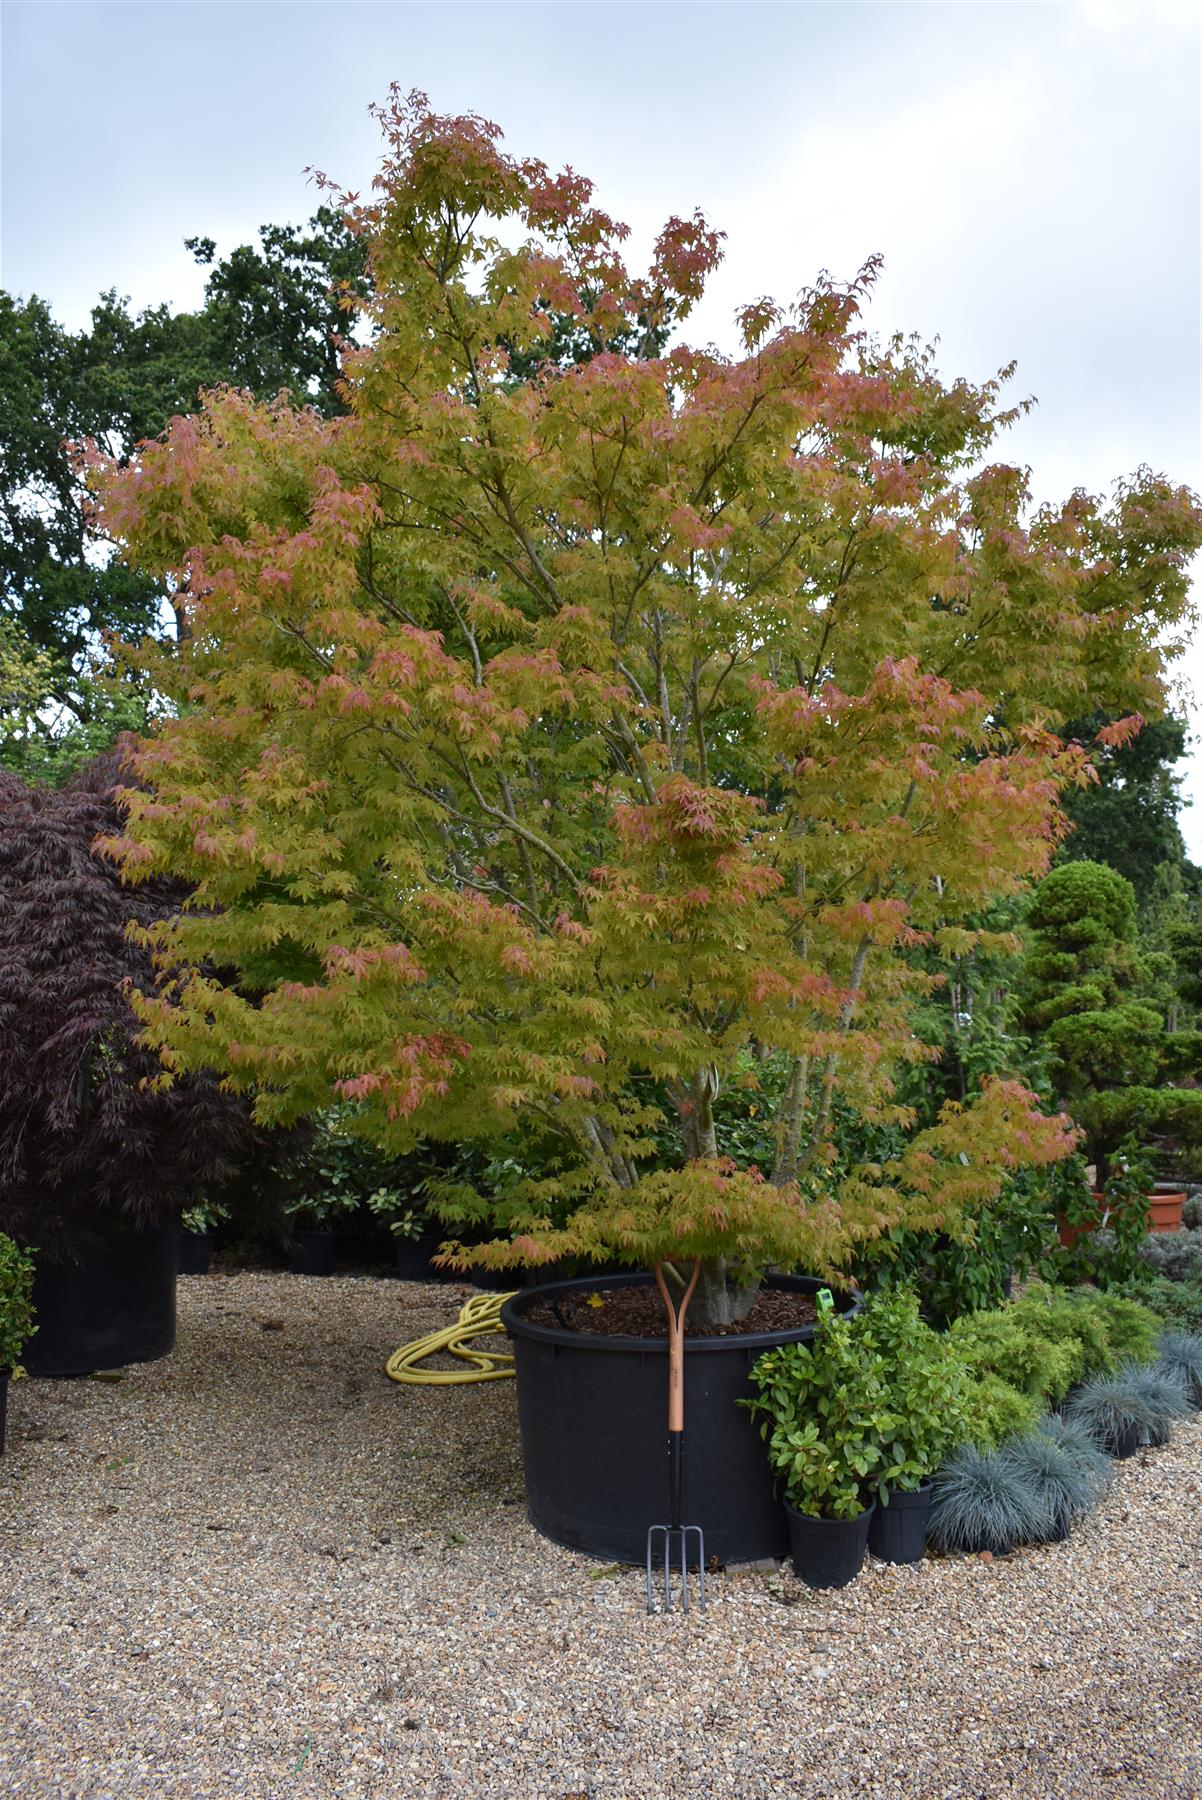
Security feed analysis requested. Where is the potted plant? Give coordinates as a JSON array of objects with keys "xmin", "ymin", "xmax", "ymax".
[
  {"xmin": 178, "ymin": 1199, "xmax": 230, "ymax": 1275},
  {"xmin": 744, "ymin": 1290, "xmax": 886, "ymax": 1586},
  {"xmin": 87, "ymin": 95, "xmax": 1201, "ymax": 1558},
  {"xmin": 0, "ymin": 757, "xmax": 251, "ymax": 1374},
  {"xmin": 854, "ymin": 1290, "xmax": 972, "ymax": 1563},
  {"xmin": 0, "ymin": 1232, "xmax": 35, "ymax": 1456},
  {"xmin": 364, "ymin": 1183, "xmax": 439, "ymax": 1280}
]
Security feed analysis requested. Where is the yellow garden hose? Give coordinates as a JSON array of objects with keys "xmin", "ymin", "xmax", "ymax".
[{"xmin": 385, "ymin": 1288, "xmax": 520, "ymax": 1385}]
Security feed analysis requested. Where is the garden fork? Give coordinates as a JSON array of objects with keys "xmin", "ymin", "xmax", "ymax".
[{"xmin": 646, "ymin": 1259, "xmax": 706, "ymax": 1614}]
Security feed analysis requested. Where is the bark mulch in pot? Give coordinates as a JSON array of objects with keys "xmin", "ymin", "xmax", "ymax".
[{"xmin": 522, "ymin": 1281, "xmax": 824, "ymax": 1339}]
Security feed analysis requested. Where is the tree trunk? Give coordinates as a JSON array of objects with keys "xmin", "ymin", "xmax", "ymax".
[{"xmin": 689, "ymin": 1256, "xmax": 760, "ymax": 1331}]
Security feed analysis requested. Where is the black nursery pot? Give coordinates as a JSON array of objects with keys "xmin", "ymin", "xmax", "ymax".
[
  {"xmin": 501, "ymin": 1272, "xmax": 858, "ymax": 1568},
  {"xmin": 787, "ymin": 1499, "xmax": 875, "ymax": 1588},
  {"xmin": 1109, "ymin": 1419, "xmax": 1142, "ymax": 1460},
  {"xmin": 22, "ymin": 1218, "xmax": 178, "ymax": 1377},
  {"xmin": 393, "ymin": 1231, "xmax": 446, "ymax": 1282},
  {"xmin": 177, "ymin": 1230, "xmax": 216, "ymax": 1277},
  {"xmin": 867, "ymin": 1481, "xmax": 931, "ymax": 1565},
  {"xmin": 289, "ymin": 1229, "xmax": 340, "ymax": 1277}
]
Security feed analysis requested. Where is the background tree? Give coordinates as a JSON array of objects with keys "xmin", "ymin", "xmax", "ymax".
[
  {"xmin": 0, "ymin": 210, "xmax": 370, "ymax": 777},
  {"xmin": 90, "ymin": 91, "xmax": 1202, "ymax": 1327}
]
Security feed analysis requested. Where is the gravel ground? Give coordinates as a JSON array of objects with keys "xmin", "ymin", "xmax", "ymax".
[{"xmin": 1, "ymin": 1269, "xmax": 1200, "ymax": 1800}]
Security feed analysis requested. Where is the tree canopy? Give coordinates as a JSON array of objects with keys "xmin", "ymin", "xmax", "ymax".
[
  {"xmin": 89, "ymin": 90, "xmax": 1202, "ymax": 1323},
  {"xmin": 0, "ymin": 208, "xmax": 369, "ymax": 776}
]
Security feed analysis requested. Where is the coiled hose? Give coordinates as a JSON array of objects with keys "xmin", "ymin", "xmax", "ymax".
[{"xmin": 385, "ymin": 1288, "xmax": 519, "ymax": 1385}]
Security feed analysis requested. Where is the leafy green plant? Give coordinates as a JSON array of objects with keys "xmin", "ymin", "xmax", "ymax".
[
  {"xmin": 745, "ymin": 1291, "xmax": 891, "ymax": 1520},
  {"xmin": 927, "ymin": 1443, "xmax": 1055, "ymax": 1554},
  {"xmin": 363, "ymin": 1186, "xmax": 427, "ymax": 1243},
  {"xmin": 1182, "ymin": 1192, "xmax": 1202, "ymax": 1230},
  {"xmin": 179, "ymin": 1199, "xmax": 230, "ymax": 1236},
  {"xmin": 0, "ymin": 1233, "xmax": 36, "ymax": 1370},
  {"xmin": 746, "ymin": 1288, "xmax": 971, "ymax": 1517},
  {"xmin": 279, "ymin": 1106, "xmax": 420, "ymax": 1233}
]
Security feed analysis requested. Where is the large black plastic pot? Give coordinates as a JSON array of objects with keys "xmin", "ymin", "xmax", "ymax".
[
  {"xmin": 867, "ymin": 1481, "xmax": 931, "ymax": 1564},
  {"xmin": 22, "ymin": 1219, "xmax": 178, "ymax": 1377},
  {"xmin": 501, "ymin": 1272, "xmax": 856, "ymax": 1567},
  {"xmin": 787, "ymin": 1499, "xmax": 875, "ymax": 1588}
]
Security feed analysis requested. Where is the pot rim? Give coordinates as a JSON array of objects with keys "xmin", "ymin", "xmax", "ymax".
[{"xmin": 501, "ymin": 1270, "xmax": 855, "ymax": 1356}]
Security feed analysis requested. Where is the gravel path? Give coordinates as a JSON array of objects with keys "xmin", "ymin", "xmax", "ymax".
[{"xmin": 1, "ymin": 1270, "xmax": 1200, "ymax": 1800}]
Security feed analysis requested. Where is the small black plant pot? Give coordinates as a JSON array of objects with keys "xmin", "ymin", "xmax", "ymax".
[
  {"xmin": 178, "ymin": 1230, "xmax": 216, "ymax": 1276},
  {"xmin": 786, "ymin": 1500, "xmax": 875, "ymax": 1589},
  {"xmin": 867, "ymin": 1482, "xmax": 931, "ymax": 1565},
  {"xmin": 289, "ymin": 1230, "xmax": 339, "ymax": 1277},
  {"xmin": 0, "ymin": 1370, "xmax": 8, "ymax": 1457},
  {"xmin": 1109, "ymin": 1419, "xmax": 1142, "ymax": 1460}
]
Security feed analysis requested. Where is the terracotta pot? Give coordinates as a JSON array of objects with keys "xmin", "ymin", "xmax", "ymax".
[{"xmin": 1057, "ymin": 1188, "xmax": 1186, "ymax": 1248}]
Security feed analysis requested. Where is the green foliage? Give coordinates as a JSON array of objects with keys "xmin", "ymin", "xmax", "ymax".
[
  {"xmin": 947, "ymin": 1282, "xmax": 1161, "ymax": 1417},
  {"xmin": 0, "ymin": 1233, "xmax": 36, "ymax": 1370},
  {"xmin": 1110, "ymin": 1268, "xmax": 1202, "ymax": 1333},
  {"xmin": 850, "ymin": 1164, "xmax": 1057, "ymax": 1325},
  {"xmin": 746, "ymin": 1288, "xmax": 970, "ymax": 1517},
  {"xmin": 279, "ymin": 1106, "xmax": 424, "ymax": 1232},
  {"xmin": 179, "ymin": 1199, "xmax": 230, "ymax": 1235},
  {"xmin": 950, "ymin": 1308, "xmax": 1079, "ymax": 1405},
  {"xmin": 956, "ymin": 1372, "xmax": 1043, "ymax": 1449},
  {"xmin": 1057, "ymin": 712, "xmax": 1192, "ymax": 911}
]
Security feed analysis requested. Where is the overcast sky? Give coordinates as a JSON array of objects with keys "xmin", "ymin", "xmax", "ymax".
[{"xmin": 3, "ymin": 0, "xmax": 1200, "ymax": 843}]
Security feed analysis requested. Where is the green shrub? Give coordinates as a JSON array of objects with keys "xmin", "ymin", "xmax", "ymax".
[
  {"xmin": 745, "ymin": 1297, "xmax": 889, "ymax": 1520},
  {"xmin": 1111, "ymin": 1269, "xmax": 1202, "ymax": 1333},
  {"xmin": 949, "ymin": 1309, "xmax": 1079, "ymax": 1405},
  {"xmin": 0, "ymin": 1233, "xmax": 36, "ymax": 1370},
  {"xmin": 745, "ymin": 1288, "xmax": 971, "ymax": 1519},
  {"xmin": 957, "ymin": 1372, "xmax": 1043, "ymax": 1449}
]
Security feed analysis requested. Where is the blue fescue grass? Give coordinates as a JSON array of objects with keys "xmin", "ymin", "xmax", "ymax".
[
  {"xmin": 1155, "ymin": 1331, "xmax": 1202, "ymax": 1407},
  {"xmin": 1001, "ymin": 1427, "xmax": 1110, "ymax": 1535},
  {"xmin": 1064, "ymin": 1360, "xmax": 1190, "ymax": 1451},
  {"xmin": 928, "ymin": 1444, "xmax": 1055, "ymax": 1554}
]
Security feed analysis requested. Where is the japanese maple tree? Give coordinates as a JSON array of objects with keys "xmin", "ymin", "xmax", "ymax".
[{"xmin": 88, "ymin": 91, "xmax": 1201, "ymax": 1326}]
